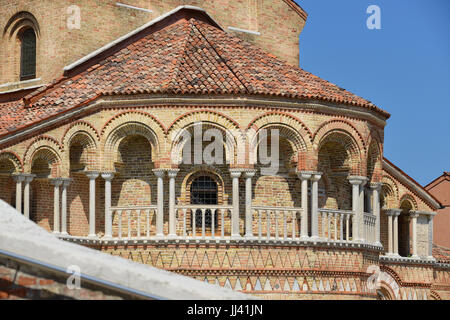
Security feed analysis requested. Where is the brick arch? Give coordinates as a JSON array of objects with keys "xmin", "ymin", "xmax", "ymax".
[
  {"xmin": 378, "ymin": 266, "xmax": 402, "ymax": 300},
  {"xmin": 168, "ymin": 111, "xmax": 244, "ymax": 166},
  {"xmin": 24, "ymin": 136, "xmax": 63, "ymax": 175},
  {"xmin": 3, "ymin": 11, "xmax": 41, "ymax": 38},
  {"xmin": 313, "ymin": 119, "xmax": 365, "ymax": 153},
  {"xmin": 247, "ymin": 112, "xmax": 313, "ymax": 148},
  {"xmin": 316, "ymin": 129, "xmax": 363, "ymax": 176},
  {"xmin": 103, "ymin": 122, "xmax": 160, "ymax": 171},
  {"xmin": 399, "ymin": 193, "xmax": 418, "ymax": 211},
  {"xmin": 367, "ymin": 137, "xmax": 383, "ymax": 183},
  {"xmin": 0, "ymin": 151, "xmax": 23, "ymax": 173},
  {"xmin": 27, "ymin": 147, "xmax": 62, "ymax": 178},
  {"xmin": 62, "ymin": 121, "xmax": 99, "ymax": 151}
]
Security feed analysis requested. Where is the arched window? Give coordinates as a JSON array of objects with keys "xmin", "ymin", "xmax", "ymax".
[
  {"xmin": 20, "ymin": 28, "xmax": 36, "ymax": 81},
  {"xmin": 191, "ymin": 176, "xmax": 218, "ymax": 229}
]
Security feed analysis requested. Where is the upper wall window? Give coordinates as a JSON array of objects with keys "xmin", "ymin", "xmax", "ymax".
[{"xmin": 20, "ymin": 28, "xmax": 36, "ymax": 81}]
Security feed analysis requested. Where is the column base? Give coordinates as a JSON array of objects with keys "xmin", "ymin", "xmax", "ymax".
[
  {"xmin": 52, "ymin": 231, "xmax": 60, "ymax": 235},
  {"xmin": 299, "ymin": 235, "xmax": 310, "ymax": 241},
  {"xmin": 231, "ymin": 234, "xmax": 243, "ymax": 240},
  {"xmin": 374, "ymin": 241, "xmax": 383, "ymax": 247},
  {"xmin": 88, "ymin": 234, "xmax": 98, "ymax": 239},
  {"xmin": 167, "ymin": 234, "xmax": 178, "ymax": 239},
  {"xmin": 60, "ymin": 232, "xmax": 69, "ymax": 236}
]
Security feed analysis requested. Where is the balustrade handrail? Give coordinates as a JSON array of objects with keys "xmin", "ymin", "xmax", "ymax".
[
  {"xmin": 318, "ymin": 208, "xmax": 353, "ymax": 215},
  {"xmin": 110, "ymin": 205, "xmax": 158, "ymax": 211},
  {"xmin": 252, "ymin": 205, "xmax": 302, "ymax": 211},
  {"xmin": 175, "ymin": 204, "xmax": 233, "ymax": 210}
]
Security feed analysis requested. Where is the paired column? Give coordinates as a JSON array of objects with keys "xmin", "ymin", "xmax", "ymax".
[
  {"xmin": 102, "ymin": 172, "xmax": 115, "ymax": 239},
  {"xmin": 370, "ymin": 183, "xmax": 382, "ymax": 246},
  {"xmin": 348, "ymin": 176, "xmax": 366, "ymax": 242},
  {"xmin": 385, "ymin": 209, "xmax": 400, "ymax": 255},
  {"xmin": 427, "ymin": 213, "xmax": 436, "ymax": 259},
  {"xmin": 392, "ymin": 209, "xmax": 401, "ymax": 256},
  {"xmin": 60, "ymin": 178, "xmax": 71, "ymax": 235},
  {"xmin": 23, "ymin": 175, "xmax": 36, "ymax": 219},
  {"xmin": 409, "ymin": 211, "xmax": 420, "ymax": 258},
  {"xmin": 168, "ymin": 169, "xmax": 180, "ymax": 238},
  {"xmin": 310, "ymin": 172, "xmax": 322, "ymax": 239},
  {"xmin": 153, "ymin": 169, "xmax": 165, "ymax": 238},
  {"xmin": 85, "ymin": 172, "xmax": 99, "ymax": 238},
  {"xmin": 243, "ymin": 170, "xmax": 257, "ymax": 239},
  {"xmin": 297, "ymin": 172, "xmax": 312, "ymax": 239},
  {"xmin": 50, "ymin": 178, "xmax": 63, "ymax": 233},
  {"xmin": 230, "ymin": 169, "xmax": 242, "ymax": 239},
  {"xmin": 12, "ymin": 174, "xmax": 25, "ymax": 213}
]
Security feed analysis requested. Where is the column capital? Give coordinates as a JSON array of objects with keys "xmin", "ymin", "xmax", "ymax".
[
  {"xmin": 296, "ymin": 170, "xmax": 313, "ymax": 180},
  {"xmin": 84, "ymin": 171, "xmax": 100, "ymax": 180},
  {"xmin": 60, "ymin": 178, "xmax": 72, "ymax": 187},
  {"xmin": 369, "ymin": 182, "xmax": 383, "ymax": 190},
  {"xmin": 152, "ymin": 169, "xmax": 166, "ymax": 178},
  {"xmin": 409, "ymin": 211, "xmax": 420, "ymax": 219},
  {"xmin": 348, "ymin": 176, "xmax": 368, "ymax": 186},
  {"xmin": 12, "ymin": 173, "xmax": 26, "ymax": 183},
  {"xmin": 243, "ymin": 169, "xmax": 257, "ymax": 178},
  {"xmin": 384, "ymin": 208, "xmax": 402, "ymax": 217},
  {"xmin": 50, "ymin": 178, "xmax": 64, "ymax": 186},
  {"xmin": 20, "ymin": 174, "xmax": 36, "ymax": 183},
  {"xmin": 167, "ymin": 169, "xmax": 180, "ymax": 178},
  {"xmin": 310, "ymin": 172, "xmax": 322, "ymax": 182},
  {"xmin": 101, "ymin": 172, "xmax": 115, "ymax": 181},
  {"xmin": 230, "ymin": 169, "xmax": 242, "ymax": 178}
]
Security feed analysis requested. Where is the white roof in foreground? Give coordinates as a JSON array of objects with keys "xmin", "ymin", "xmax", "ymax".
[{"xmin": 0, "ymin": 200, "xmax": 252, "ymax": 300}]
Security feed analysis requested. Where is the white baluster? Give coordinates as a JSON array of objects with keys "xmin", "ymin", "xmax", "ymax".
[
  {"xmin": 339, "ymin": 214, "xmax": 344, "ymax": 241},
  {"xmin": 275, "ymin": 210, "xmax": 279, "ymax": 240},
  {"xmin": 192, "ymin": 209, "xmax": 197, "ymax": 238},
  {"xmin": 146, "ymin": 210, "xmax": 150, "ymax": 238},
  {"xmin": 258, "ymin": 210, "xmax": 262, "ymax": 239},
  {"xmin": 211, "ymin": 209, "xmax": 216, "ymax": 239},
  {"xmin": 127, "ymin": 210, "xmax": 131, "ymax": 239},
  {"xmin": 283, "ymin": 211, "xmax": 288, "ymax": 240},
  {"xmin": 183, "ymin": 209, "xmax": 187, "ymax": 238},
  {"xmin": 292, "ymin": 211, "xmax": 296, "ymax": 240},
  {"xmin": 266, "ymin": 210, "xmax": 271, "ymax": 240},
  {"xmin": 202, "ymin": 209, "xmax": 206, "ymax": 239},
  {"xmin": 221, "ymin": 209, "xmax": 225, "ymax": 239},
  {"xmin": 137, "ymin": 210, "xmax": 141, "ymax": 239},
  {"xmin": 118, "ymin": 210, "xmax": 122, "ymax": 239}
]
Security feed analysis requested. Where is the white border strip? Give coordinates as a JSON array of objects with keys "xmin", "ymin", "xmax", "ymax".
[
  {"xmin": 116, "ymin": 2, "xmax": 153, "ymax": 13},
  {"xmin": 228, "ymin": 26, "xmax": 261, "ymax": 36},
  {"xmin": 63, "ymin": 5, "xmax": 223, "ymax": 72},
  {"xmin": 0, "ymin": 78, "xmax": 42, "ymax": 89}
]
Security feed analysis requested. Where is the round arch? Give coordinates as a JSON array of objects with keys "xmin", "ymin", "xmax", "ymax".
[{"xmin": 0, "ymin": 151, "xmax": 23, "ymax": 173}]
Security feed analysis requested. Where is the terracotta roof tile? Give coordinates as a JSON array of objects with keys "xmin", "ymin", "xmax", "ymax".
[{"xmin": 0, "ymin": 12, "xmax": 389, "ymax": 139}]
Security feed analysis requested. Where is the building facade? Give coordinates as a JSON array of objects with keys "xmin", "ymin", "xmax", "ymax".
[
  {"xmin": 0, "ymin": 1, "xmax": 448, "ymax": 300},
  {"xmin": 426, "ymin": 172, "xmax": 450, "ymax": 248}
]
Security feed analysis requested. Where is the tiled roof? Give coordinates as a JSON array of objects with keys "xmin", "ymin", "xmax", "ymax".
[
  {"xmin": 433, "ymin": 244, "xmax": 450, "ymax": 263},
  {"xmin": 0, "ymin": 10, "xmax": 389, "ymax": 139}
]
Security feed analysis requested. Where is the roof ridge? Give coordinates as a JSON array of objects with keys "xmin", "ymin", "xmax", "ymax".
[
  {"xmin": 191, "ymin": 20, "xmax": 250, "ymax": 94},
  {"xmin": 167, "ymin": 19, "xmax": 199, "ymax": 92}
]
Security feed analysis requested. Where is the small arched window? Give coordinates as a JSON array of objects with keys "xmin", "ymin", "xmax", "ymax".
[{"xmin": 20, "ymin": 28, "xmax": 36, "ymax": 81}]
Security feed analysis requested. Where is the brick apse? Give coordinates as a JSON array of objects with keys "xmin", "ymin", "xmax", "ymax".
[{"xmin": 0, "ymin": 1, "xmax": 448, "ymax": 300}]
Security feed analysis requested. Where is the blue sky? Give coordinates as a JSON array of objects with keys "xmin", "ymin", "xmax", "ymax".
[{"xmin": 294, "ymin": 0, "xmax": 450, "ymax": 186}]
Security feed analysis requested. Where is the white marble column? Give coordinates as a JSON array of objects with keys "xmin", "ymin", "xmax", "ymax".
[
  {"xmin": 386, "ymin": 210, "xmax": 394, "ymax": 255},
  {"xmin": 310, "ymin": 173, "xmax": 322, "ymax": 239},
  {"xmin": 102, "ymin": 172, "xmax": 115, "ymax": 239},
  {"xmin": 230, "ymin": 169, "xmax": 242, "ymax": 239},
  {"xmin": 168, "ymin": 169, "xmax": 180, "ymax": 238},
  {"xmin": 153, "ymin": 169, "xmax": 165, "ymax": 238},
  {"xmin": 13, "ymin": 174, "xmax": 25, "ymax": 213},
  {"xmin": 393, "ymin": 209, "xmax": 401, "ymax": 256},
  {"xmin": 60, "ymin": 178, "xmax": 71, "ymax": 235},
  {"xmin": 410, "ymin": 211, "xmax": 419, "ymax": 258},
  {"xmin": 348, "ymin": 176, "xmax": 365, "ymax": 242},
  {"xmin": 358, "ymin": 178, "xmax": 368, "ymax": 241},
  {"xmin": 244, "ymin": 170, "xmax": 257, "ymax": 239},
  {"xmin": 427, "ymin": 213, "xmax": 436, "ymax": 259},
  {"xmin": 23, "ymin": 174, "xmax": 36, "ymax": 219},
  {"xmin": 85, "ymin": 172, "xmax": 99, "ymax": 238},
  {"xmin": 370, "ymin": 183, "xmax": 382, "ymax": 246},
  {"xmin": 298, "ymin": 171, "xmax": 312, "ymax": 239},
  {"xmin": 50, "ymin": 178, "xmax": 63, "ymax": 234}
]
